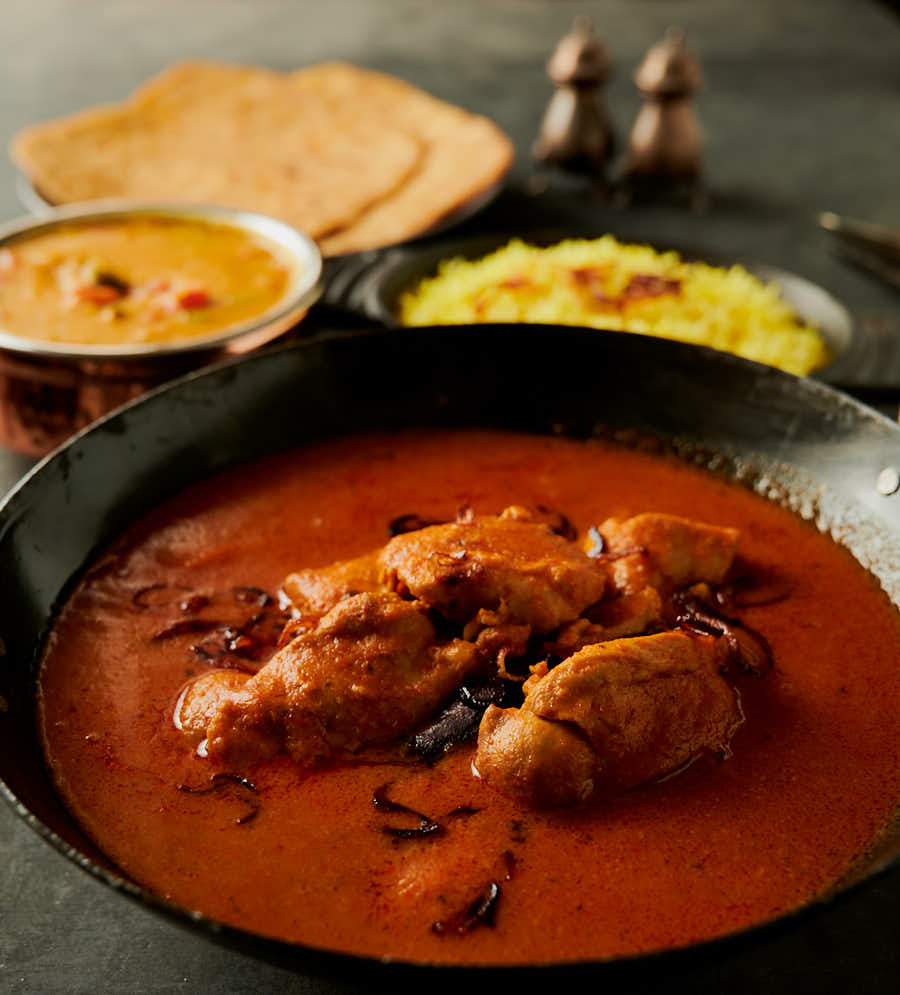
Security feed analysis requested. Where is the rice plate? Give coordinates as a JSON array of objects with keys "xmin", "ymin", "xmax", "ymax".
[{"xmin": 398, "ymin": 237, "xmax": 830, "ymax": 376}]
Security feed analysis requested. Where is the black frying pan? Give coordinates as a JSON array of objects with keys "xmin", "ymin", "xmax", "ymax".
[{"xmin": 2, "ymin": 325, "xmax": 900, "ymax": 984}]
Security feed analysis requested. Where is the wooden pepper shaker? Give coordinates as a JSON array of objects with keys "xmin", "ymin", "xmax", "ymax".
[
  {"xmin": 622, "ymin": 28, "xmax": 706, "ymax": 209},
  {"xmin": 532, "ymin": 16, "xmax": 615, "ymax": 185}
]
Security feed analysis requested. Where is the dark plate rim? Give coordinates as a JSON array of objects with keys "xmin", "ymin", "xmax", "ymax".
[{"xmin": 324, "ymin": 229, "xmax": 859, "ymax": 382}]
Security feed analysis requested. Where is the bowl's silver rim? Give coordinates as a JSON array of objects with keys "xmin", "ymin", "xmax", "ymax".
[{"xmin": 0, "ymin": 200, "xmax": 323, "ymax": 360}]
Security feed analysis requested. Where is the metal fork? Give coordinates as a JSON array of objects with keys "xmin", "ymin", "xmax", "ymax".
[{"xmin": 820, "ymin": 212, "xmax": 900, "ymax": 291}]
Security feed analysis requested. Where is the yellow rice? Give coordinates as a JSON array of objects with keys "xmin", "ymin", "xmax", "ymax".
[{"xmin": 398, "ymin": 236, "xmax": 830, "ymax": 376}]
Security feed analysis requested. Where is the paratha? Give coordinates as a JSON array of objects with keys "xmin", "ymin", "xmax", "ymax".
[
  {"xmin": 305, "ymin": 63, "xmax": 514, "ymax": 255},
  {"xmin": 10, "ymin": 61, "xmax": 421, "ymax": 240},
  {"xmin": 10, "ymin": 61, "xmax": 514, "ymax": 254}
]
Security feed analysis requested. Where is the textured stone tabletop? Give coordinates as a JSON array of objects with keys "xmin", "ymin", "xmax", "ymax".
[{"xmin": 2, "ymin": 1, "xmax": 900, "ymax": 992}]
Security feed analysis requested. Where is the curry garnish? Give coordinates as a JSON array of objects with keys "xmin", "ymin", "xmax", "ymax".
[
  {"xmin": 176, "ymin": 772, "xmax": 260, "ymax": 827},
  {"xmin": 233, "ymin": 586, "xmax": 273, "ymax": 607},
  {"xmin": 388, "ymin": 513, "xmax": 445, "ymax": 536},
  {"xmin": 535, "ymin": 505, "xmax": 578, "ymax": 542},
  {"xmin": 179, "ymin": 594, "xmax": 211, "ymax": 614},
  {"xmin": 152, "ymin": 618, "xmax": 221, "ymax": 641},
  {"xmin": 432, "ymin": 882, "xmax": 501, "ymax": 934},
  {"xmin": 431, "ymin": 852, "xmax": 516, "ymax": 935},
  {"xmin": 673, "ymin": 588, "xmax": 773, "ymax": 677},
  {"xmin": 372, "ymin": 782, "xmax": 444, "ymax": 840},
  {"xmin": 132, "ymin": 583, "xmax": 191, "ymax": 609},
  {"xmin": 409, "ymin": 677, "xmax": 511, "ymax": 761}
]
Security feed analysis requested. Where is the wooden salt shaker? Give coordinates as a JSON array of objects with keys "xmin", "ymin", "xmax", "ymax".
[
  {"xmin": 532, "ymin": 16, "xmax": 615, "ymax": 186},
  {"xmin": 622, "ymin": 28, "xmax": 706, "ymax": 209}
]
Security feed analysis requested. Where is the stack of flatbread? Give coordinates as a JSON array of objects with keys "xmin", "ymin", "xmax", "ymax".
[{"xmin": 10, "ymin": 61, "xmax": 515, "ymax": 256}]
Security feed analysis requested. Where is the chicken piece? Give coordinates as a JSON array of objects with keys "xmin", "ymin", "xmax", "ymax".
[
  {"xmin": 380, "ymin": 512, "xmax": 607, "ymax": 633},
  {"xmin": 595, "ymin": 514, "xmax": 739, "ymax": 595},
  {"xmin": 474, "ymin": 630, "xmax": 742, "ymax": 806},
  {"xmin": 175, "ymin": 669, "xmax": 251, "ymax": 746},
  {"xmin": 281, "ymin": 551, "xmax": 382, "ymax": 615},
  {"xmin": 458, "ymin": 606, "xmax": 532, "ymax": 676},
  {"xmin": 473, "ymin": 623, "xmax": 532, "ymax": 676},
  {"xmin": 176, "ymin": 591, "xmax": 480, "ymax": 768},
  {"xmin": 546, "ymin": 586, "xmax": 663, "ymax": 657},
  {"xmin": 521, "ymin": 659, "xmax": 550, "ymax": 697},
  {"xmin": 477, "ymin": 707, "xmax": 596, "ymax": 807}
]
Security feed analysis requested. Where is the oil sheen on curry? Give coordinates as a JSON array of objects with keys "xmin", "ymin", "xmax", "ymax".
[
  {"xmin": 0, "ymin": 216, "xmax": 290, "ymax": 348},
  {"xmin": 38, "ymin": 430, "xmax": 900, "ymax": 965}
]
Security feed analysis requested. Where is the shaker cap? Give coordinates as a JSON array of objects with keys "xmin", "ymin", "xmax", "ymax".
[
  {"xmin": 547, "ymin": 16, "xmax": 612, "ymax": 85},
  {"xmin": 634, "ymin": 27, "xmax": 702, "ymax": 97}
]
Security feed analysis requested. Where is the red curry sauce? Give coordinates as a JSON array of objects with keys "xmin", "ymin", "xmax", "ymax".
[{"xmin": 37, "ymin": 430, "xmax": 900, "ymax": 964}]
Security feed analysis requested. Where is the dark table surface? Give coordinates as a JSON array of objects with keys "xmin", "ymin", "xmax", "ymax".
[{"xmin": 2, "ymin": 1, "xmax": 900, "ymax": 992}]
